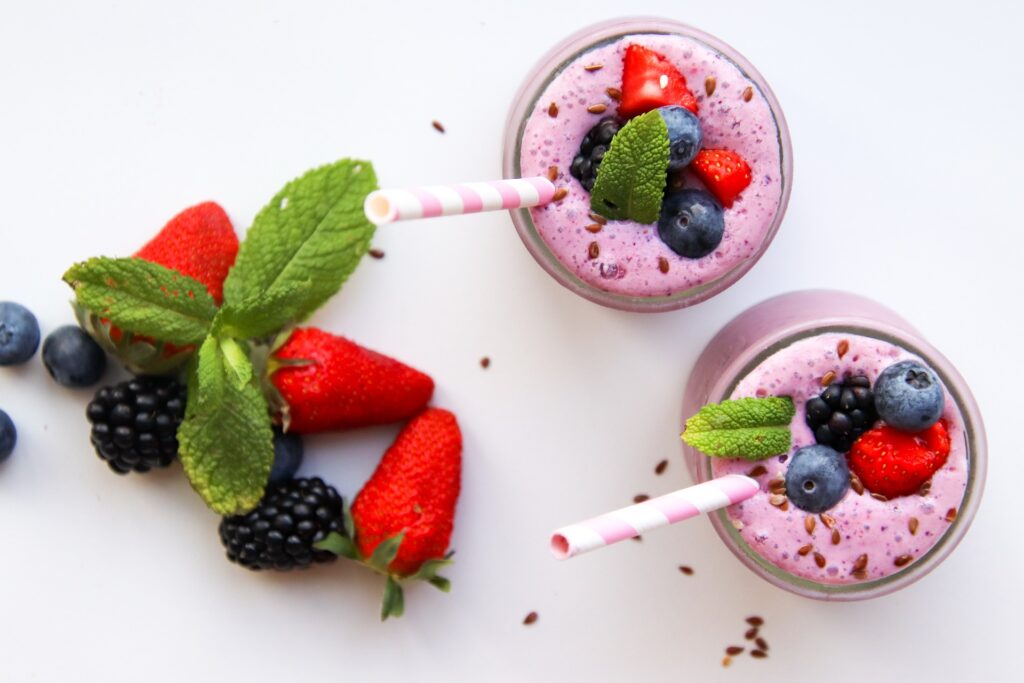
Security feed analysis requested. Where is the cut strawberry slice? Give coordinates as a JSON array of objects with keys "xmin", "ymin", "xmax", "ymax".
[
  {"xmin": 691, "ymin": 149, "xmax": 752, "ymax": 207},
  {"xmin": 618, "ymin": 44, "xmax": 698, "ymax": 119},
  {"xmin": 847, "ymin": 422, "xmax": 951, "ymax": 499}
]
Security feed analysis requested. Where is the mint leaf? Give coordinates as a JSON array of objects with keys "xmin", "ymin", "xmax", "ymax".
[
  {"xmin": 590, "ymin": 110, "xmax": 670, "ymax": 224},
  {"xmin": 64, "ymin": 257, "xmax": 217, "ymax": 346},
  {"xmin": 177, "ymin": 335, "xmax": 274, "ymax": 515},
  {"xmin": 215, "ymin": 280, "xmax": 313, "ymax": 340},
  {"xmin": 222, "ymin": 159, "xmax": 377, "ymax": 331},
  {"xmin": 682, "ymin": 397, "xmax": 795, "ymax": 460}
]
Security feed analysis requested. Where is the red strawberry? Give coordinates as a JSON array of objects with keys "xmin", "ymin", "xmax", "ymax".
[
  {"xmin": 135, "ymin": 201, "xmax": 239, "ymax": 305},
  {"xmin": 691, "ymin": 149, "xmax": 753, "ymax": 207},
  {"xmin": 270, "ymin": 327, "xmax": 434, "ymax": 433},
  {"xmin": 618, "ymin": 44, "xmax": 698, "ymax": 119},
  {"xmin": 847, "ymin": 422, "xmax": 951, "ymax": 499}
]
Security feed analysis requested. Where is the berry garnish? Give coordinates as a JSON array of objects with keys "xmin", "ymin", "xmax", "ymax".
[
  {"xmin": 42, "ymin": 326, "xmax": 107, "ymax": 388},
  {"xmin": 0, "ymin": 302, "xmax": 41, "ymax": 366},
  {"xmin": 570, "ymin": 117, "xmax": 621, "ymax": 192},
  {"xmin": 691, "ymin": 148, "xmax": 752, "ymax": 207},
  {"xmin": 784, "ymin": 445, "xmax": 850, "ymax": 513},
  {"xmin": 0, "ymin": 409, "xmax": 16, "ymax": 462},
  {"xmin": 618, "ymin": 44, "xmax": 697, "ymax": 119},
  {"xmin": 269, "ymin": 428, "xmax": 304, "ymax": 485},
  {"xmin": 873, "ymin": 360, "xmax": 944, "ymax": 432},
  {"xmin": 659, "ymin": 105, "xmax": 703, "ymax": 171},
  {"xmin": 805, "ymin": 375, "xmax": 877, "ymax": 452},
  {"xmin": 589, "ymin": 109, "xmax": 671, "ymax": 224},
  {"xmin": 657, "ymin": 188, "xmax": 724, "ymax": 258},
  {"xmin": 847, "ymin": 422, "xmax": 951, "ymax": 499},
  {"xmin": 86, "ymin": 376, "xmax": 187, "ymax": 474}
]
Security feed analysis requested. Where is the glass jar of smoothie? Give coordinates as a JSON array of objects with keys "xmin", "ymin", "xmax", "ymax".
[
  {"xmin": 503, "ymin": 18, "xmax": 792, "ymax": 312},
  {"xmin": 681, "ymin": 290, "xmax": 986, "ymax": 600}
]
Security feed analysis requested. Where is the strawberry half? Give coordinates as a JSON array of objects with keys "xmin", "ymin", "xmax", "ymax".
[
  {"xmin": 618, "ymin": 44, "xmax": 698, "ymax": 119},
  {"xmin": 270, "ymin": 327, "xmax": 434, "ymax": 433},
  {"xmin": 690, "ymin": 149, "xmax": 753, "ymax": 207},
  {"xmin": 847, "ymin": 422, "xmax": 951, "ymax": 499}
]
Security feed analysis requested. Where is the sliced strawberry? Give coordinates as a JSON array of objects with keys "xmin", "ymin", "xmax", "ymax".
[
  {"xmin": 618, "ymin": 44, "xmax": 697, "ymax": 119},
  {"xmin": 691, "ymin": 149, "xmax": 753, "ymax": 207},
  {"xmin": 847, "ymin": 422, "xmax": 951, "ymax": 499}
]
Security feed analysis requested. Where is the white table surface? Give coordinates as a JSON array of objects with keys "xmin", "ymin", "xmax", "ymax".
[{"xmin": 0, "ymin": 1, "xmax": 1018, "ymax": 680}]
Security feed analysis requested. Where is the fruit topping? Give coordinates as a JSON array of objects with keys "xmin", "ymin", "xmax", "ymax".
[
  {"xmin": 805, "ymin": 375, "xmax": 877, "ymax": 452},
  {"xmin": 691, "ymin": 148, "xmax": 753, "ymax": 207},
  {"xmin": 42, "ymin": 325, "xmax": 107, "ymax": 388},
  {"xmin": 873, "ymin": 360, "xmax": 944, "ymax": 432},
  {"xmin": 618, "ymin": 44, "xmax": 697, "ymax": 119},
  {"xmin": 847, "ymin": 422, "xmax": 951, "ymax": 499},
  {"xmin": 0, "ymin": 302, "xmax": 40, "ymax": 366},
  {"xmin": 0, "ymin": 409, "xmax": 16, "ymax": 462},
  {"xmin": 86, "ymin": 376, "xmax": 186, "ymax": 474},
  {"xmin": 269, "ymin": 428, "xmax": 304, "ymax": 485},
  {"xmin": 784, "ymin": 445, "xmax": 850, "ymax": 513},
  {"xmin": 657, "ymin": 189, "xmax": 724, "ymax": 258},
  {"xmin": 660, "ymin": 105, "xmax": 703, "ymax": 171},
  {"xmin": 589, "ymin": 109, "xmax": 670, "ymax": 224},
  {"xmin": 570, "ymin": 117, "xmax": 622, "ymax": 192}
]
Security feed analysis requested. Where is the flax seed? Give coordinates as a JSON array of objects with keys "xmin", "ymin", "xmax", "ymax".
[
  {"xmin": 831, "ymin": 529, "xmax": 841, "ymax": 545},
  {"xmin": 747, "ymin": 465, "xmax": 768, "ymax": 477},
  {"xmin": 585, "ymin": 223, "xmax": 603, "ymax": 233},
  {"xmin": 605, "ymin": 87, "xmax": 622, "ymax": 101},
  {"xmin": 431, "ymin": 120, "xmax": 445, "ymax": 133},
  {"xmin": 850, "ymin": 473, "xmax": 864, "ymax": 495},
  {"xmin": 584, "ymin": 63, "xmax": 603, "ymax": 72},
  {"xmin": 871, "ymin": 492, "xmax": 889, "ymax": 502},
  {"xmin": 820, "ymin": 371, "xmax": 837, "ymax": 386},
  {"xmin": 679, "ymin": 565, "xmax": 694, "ymax": 576},
  {"xmin": 820, "ymin": 513, "xmax": 836, "ymax": 530},
  {"xmin": 547, "ymin": 102, "xmax": 558, "ymax": 117},
  {"xmin": 755, "ymin": 637, "xmax": 769, "ymax": 651},
  {"xmin": 945, "ymin": 507, "xmax": 958, "ymax": 522},
  {"xmin": 779, "ymin": 500, "xmax": 789, "ymax": 511},
  {"xmin": 769, "ymin": 494, "xmax": 786, "ymax": 507},
  {"xmin": 751, "ymin": 649, "xmax": 767, "ymax": 659},
  {"xmin": 852, "ymin": 553, "xmax": 868, "ymax": 572},
  {"xmin": 523, "ymin": 611, "xmax": 538, "ymax": 625},
  {"xmin": 798, "ymin": 544, "xmax": 813, "ymax": 556},
  {"xmin": 805, "ymin": 516, "xmax": 816, "ymax": 535},
  {"xmin": 655, "ymin": 459, "xmax": 668, "ymax": 475},
  {"xmin": 705, "ymin": 76, "xmax": 716, "ymax": 97},
  {"xmin": 587, "ymin": 242, "xmax": 599, "ymax": 259},
  {"xmin": 368, "ymin": 248, "xmax": 385, "ymax": 259},
  {"xmin": 813, "ymin": 552, "xmax": 826, "ymax": 568},
  {"xmin": 552, "ymin": 187, "xmax": 568, "ymax": 202},
  {"xmin": 837, "ymin": 339, "xmax": 850, "ymax": 358},
  {"xmin": 742, "ymin": 86, "xmax": 753, "ymax": 102},
  {"xmin": 908, "ymin": 517, "xmax": 919, "ymax": 535},
  {"xmin": 852, "ymin": 568, "xmax": 868, "ymax": 580},
  {"xmin": 587, "ymin": 104, "xmax": 608, "ymax": 114},
  {"xmin": 658, "ymin": 256, "xmax": 669, "ymax": 274},
  {"xmin": 919, "ymin": 480, "xmax": 932, "ymax": 496},
  {"xmin": 588, "ymin": 211, "xmax": 607, "ymax": 225},
  {"xmin": 746, "ymin": 616, "xmax": 764, "ymax": 627},
  {"xmin": 744, "ymin": 627, "xmax": 759, "ymax": 640},
  {"xmin": 726, "ymin": 646, "xmax": 744, "ymax": 656},
  {"xmin": 894, "ymin": 554, "xmax": 913, "ymax": 567},
  {"xmin": 633, "ymin": 494, "xmax": 650, "ymax": 503},
  {"xmin": 722, "ymin": 656, "xmax": 732, "ymax": 668},
  {"xmin": 480, "ymin": 357, "xmax": 490, "ymax": 369},
  {"xmin": 546, "ymin": 165, "xmax": 558, "ymax": 182}
]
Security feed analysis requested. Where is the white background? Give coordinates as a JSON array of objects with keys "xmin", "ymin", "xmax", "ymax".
[{"xmin": 0, "ymin": 1, "xmax": 1019, "ymax": 680}]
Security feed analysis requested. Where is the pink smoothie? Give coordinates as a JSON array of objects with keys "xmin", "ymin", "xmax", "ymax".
[
  {"xmin": 519, "ymin": 33, "xmax": 784, "ymax": 298},
  {"xmin": 709, "ymin": 333, "xmax": 969, "ymax": 585}
]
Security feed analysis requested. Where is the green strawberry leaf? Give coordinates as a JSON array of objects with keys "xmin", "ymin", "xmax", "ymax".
[
  {"xmin": 427, "ymin": 575, "xmax": 452, "ymax": 593},
  {"xmin": 222, "ymin": 159, "xmax": 378, "ymax": 331},
  {"xmin": 682, "ymin": 396, "xmax": 795, "ymax": 460},
  {"xmin": 381, "ymin": 576, "xmax": 405, "ymax": 621},
  {"xmin": 64, "ymin": 257, "xmax": 217, "ymax": 346},
  {"xmin": 341, "ymin": 499, "xmax": 356, "ymax": 540},
  {"xmin": 366, "ymin": 532, "xmax": 404, "ymax": 574},
  {"xmin": 314, "ymin": 531, "xmax": 359, "ymax": 560},
  {"xmin": 407, "ymin": 556, "xmax": 454, "ymax": 583},
  {"xmin": 590, "ymin": 110, "xmax": 670, "ymax": 224},
  {"xmin": 215, "ymin": 280, "xmax": 314, "ymax": 340},
  {"xmin": 177, "ymin": 335, "xmax": 275, "ymax": 515}
]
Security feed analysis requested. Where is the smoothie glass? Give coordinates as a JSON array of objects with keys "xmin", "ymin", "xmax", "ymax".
[
  {"xmin": 681, "ymin": 291, "xmax": 986, "ymax": 600},
  {"xmin": 503, "ymin": 18, "xmax": 793, "ymax": 312}
]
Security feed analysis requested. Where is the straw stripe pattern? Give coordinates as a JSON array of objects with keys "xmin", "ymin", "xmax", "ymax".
[
  {"xmin": 550, "ymin": 474, "xmax": 760, "ymax": 559},
  {"xmin": 364, "ymin": 177, "xmax": 556, "ymax": 224}
]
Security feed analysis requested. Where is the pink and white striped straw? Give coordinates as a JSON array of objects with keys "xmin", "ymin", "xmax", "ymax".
[
  {"xmin": 550, "ymin": 474, "xmax": 759, "ymax": 560},
  {"xmin": 364, "ymin": 177, "xmax": 556, "ymax": 225}
]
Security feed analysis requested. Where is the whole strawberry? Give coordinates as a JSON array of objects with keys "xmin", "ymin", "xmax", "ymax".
[{"xmin": 270, "ymin": 327, "xmax": 434, "ymax": 433}]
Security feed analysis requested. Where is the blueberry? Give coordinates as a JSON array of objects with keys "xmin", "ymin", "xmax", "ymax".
[
  {"xmin": 657, "ymin": 189, "xmax": 724, "ymax": 258},
  {"xmin": 785, "ymin": 445, "xmax": 850, "ymax": 513},
  {"xmin": 269, "ymin": 429, "xmax": 304, "ymax": 484},
  {"xmin": 874, "ymin": 360, "xmax": 944, "ymax": 432},
  {"xmin": 41, "ymin": 326, "xmax": 106, "ymax": 388},
  {"xmin": 0, "ymin": 409, "xmax": 16, "ymax": 462},
  {"xmin": 658, "ymin": 106, "xmax": 703, "ymax": 170},
  {"xmin": 0, "ymin": 302, "xmax": 41, "ymax": 366}
]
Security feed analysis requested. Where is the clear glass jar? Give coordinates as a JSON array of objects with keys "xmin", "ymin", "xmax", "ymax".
[
  {"xmin": 681, "ymin": 290, "xmax": 986, "ymax": 599},
  {"xmin": 503, "ymin": 18, "xmax": 793, "ymax": 312}
]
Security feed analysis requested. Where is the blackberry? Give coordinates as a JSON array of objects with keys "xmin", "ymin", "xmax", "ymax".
[
  {"xmin": 569, "ymin": 117, "xmax": 622, "ymax": 191},
  {"xmin": 86, "ymin": 376, "xmax": 186, "ymax": 474},
  {"xmin": 805, "ymin": 375, "xmax": 877, "ymax": 452},
  {"xmin": 219, "ymin": 477, "xmax": 345, "ymax": 571}
]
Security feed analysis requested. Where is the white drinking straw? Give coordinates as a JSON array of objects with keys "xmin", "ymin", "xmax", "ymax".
[{"xmin": 364, "ymin": 177, "xmax": 556, "ymax": 225}]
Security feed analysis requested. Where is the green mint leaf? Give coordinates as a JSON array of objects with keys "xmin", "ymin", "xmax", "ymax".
[
  {"xmin": 590, "ymin": 110, "xmax": 669, "ymax": 224},
  {"xmin": 367, "ymin": 532, "xmax": 404, "ymax": 574},
  {"xmin": 177, "ymin": 335, "xmax": 274, "ymax": 515},
  {"xmin": 682, "ymin": 397, "xmax": 795, "ymax": 460},
  {"xmin": 314, "ymin": 531, "xmax": 359, "ymax": 560},
  {"xmin": 215, "ymin": 280, "xmax": 313, "ymax": 340},
  {"xmin": 64, "ymin": 257, "xmax": 217, "ymax": 346},
  {"xmin": 380, "ymin": 576, "xmax": 405, "ymax": 621},
  {"xmin": 222, "ymin": 159, "xmax": 378, "ymax": 330}
]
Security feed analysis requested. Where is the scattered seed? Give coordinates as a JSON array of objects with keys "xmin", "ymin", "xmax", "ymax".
[
  {"xmin": 588, "ymin": 211, "xmax": 607, "ymax": 225},
  {"xmin": 908, "ymin": 517, "xmax": 920, "ymax": 535},
  {"xmin": 552, "ymin": 187, "xmax": 568, "ymax": 202},
  {"xmin": 813, "ymin": 552, "xmax": 826, "ymax": 568},
  {"xmin": 820, "ymin": 513, "xmax": 836, "ymax": 530},
  {"xmin": 654, "ymin": 459, "xmax": 668, "ymax": 475},
  {"xmin": 797, "ymin": 544, "xmax": 813, "ymax": 556},
  {"xmin": 705, "ymin": 76, "xmax": 716, "ymax": 97},
  {"xmin": 831, "ymin": 529, "xmax": 841, "ymax": 545},
  {"xmin": 431, "ymin": 120, "xmax": 445, "ymax": 133},
  {"xmin": 747, "ymin": 465, "xmax": 768, "ymax": 477},
  {"xmin": 852, "ymin": 553, "xmax": 868, "ymax": 572},
  {"xmin": 837, "ymin": 339, "xmax": 850, "ymax": 358},
  {"xmin": 547, "ymin": 102, "xmax": 558, "ymax": 117},
  {"xmin": 746, "ymin": 616, "xmax": 764, "ymax": 627},
  {"xmin": 523, "ymin": 611, "xmax": 538, "ymax": 625},
  {"xmin": 722, "ymin": 656, "xmax": 732, "ymax": 668},
  {"xmin": 742, "ymin": 86, "xmax": 753, "ymax": 102},
  {"xmin": 368, "ymin": 248, "xmax": 386, "ymax": 259},
  {"xmin": 633, "ymin": 494, "xmax": 650, "ymax": 503},
  {"xmin": 755, "ymin": 637, "xmax": 769, "ymax": 651},
  {"xmin": 871, "ymin": 492, "xmax": 889, "ymax": 502},
  {"xmin": 631, "ymin": 535, "xmax": 643, "ymax": 542},
  {"xmin": 657, "ymin": 256, "xmax": 670, "ymax": 274},
  {"xmin": 731, "ymin": 518, "xmax": 745, "ymax": 531},
  {"xmin": 605, "ymin": 87, "xmax": 622, "ymax": 101},
  {"xmin": 726, "ymin": 646, "xmax": 745, "ymax": 656},
  {"xmin": 894, "ymin": 554, "xmax": 913, "ymax": 567},
  {"xmin": 480, "ymin": 357, "xmax": 491, "ymax": 369},
  {"xmin": 547, "ymin": 165, "xmax": 558, "ymax": 182},
  {"xmin": 820, "ymin": 371, "xmax": 837, "ymax": 386},
  {"xmin": 585, "ymin": 223, "xmax": 603, "ymax": 233},
  {"xmin": 850, "ymin": 473, "xmax": 865, "ymax": 495},
  {"xmin": 744, "ymin": 627, "xmax": 759, "ymax": 640},
  {"xmin": 587, "ymin": 104, "xmax": 608, "ymax": 114},
  {"xmin": 679, "ymin": 565, "xmax": 694, "ymax": 576},
  {"xmin": 945, "ymin": 507, "xmax": 958, "ymax": 522},
  {"xmin": 584, "ymin": 63, "xmax": 604, "ymax": 72},
  {"xmin": 805, "ymin": 516, "xmax": 816, "ymax": 535},
  {"xmin": 769, "ymin": 494, "xmax": 786, "ymax": 507},
  {"xmin": 751, "ymin": 649, "xmax": 768, "ymax": 659},
  {"xmin": 919, "ymin": 480, "xmax": 932, "ymax": 496},
  {"xmin": 587, "ymin": 242, "xmax": 600, "ymax": 259}
]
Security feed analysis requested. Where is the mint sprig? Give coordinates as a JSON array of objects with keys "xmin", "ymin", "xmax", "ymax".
[
  {"xmin": 682, "ymin": 396, "xmax": 795, "ymax": 460},
  {"xmin": 590, "ymin": 109, "xmax": 670, "ymax": 224}
]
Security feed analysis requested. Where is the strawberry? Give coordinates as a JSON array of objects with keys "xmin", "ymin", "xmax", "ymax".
[
  {"xmin": 690, "ymin": 149, "xmax": 753, "ymax": 207},
  {"xmin": 270, "ymin": 327, "xmax": 434, "ymax": 433},
  {"xmin": 847, "ymin": 422, "xmax": 951, "ymax": 499},
  {"xmin": 134, "ymin": 201, "xmax": 239, "ymax": 305},
  {"xmin": 618, "ymin": 44, "xmax": 698, "ymax": 119}
]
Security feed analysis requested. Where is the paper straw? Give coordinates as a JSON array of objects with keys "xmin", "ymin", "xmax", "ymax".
[
  {"xmin": 364, "ymin": 177, "xmax": 556, "ymax": 225},
  {"xmin": 550, "ymin": 474, "xmax": 760, "ymax": 560}
]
